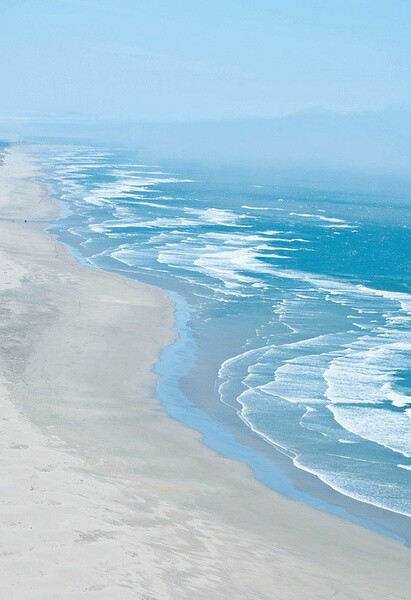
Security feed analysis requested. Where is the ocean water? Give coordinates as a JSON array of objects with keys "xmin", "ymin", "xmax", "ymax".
[{"xmin": 29, "ymin": 144, "xmax": 410, "ymax": 539}]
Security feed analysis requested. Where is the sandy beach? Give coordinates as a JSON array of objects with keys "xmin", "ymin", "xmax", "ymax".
[{"xmin": 0, "ymin": 145, "xmax": 409, "ymax": 599}]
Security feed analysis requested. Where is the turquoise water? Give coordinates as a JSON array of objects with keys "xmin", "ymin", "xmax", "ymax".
[{"xmin": 29, "ymin": 144, "xmax": 411, "ymax": 540}]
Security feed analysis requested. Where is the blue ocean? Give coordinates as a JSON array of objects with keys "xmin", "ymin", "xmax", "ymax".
[{"xmin": 30, "ymin": 144, "xmax": 410, "ymax": 541}]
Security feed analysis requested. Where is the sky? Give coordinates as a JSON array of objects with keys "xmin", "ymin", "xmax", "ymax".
[
  {"xmin": 1, "ymin": 0, "xmax": 411, "ymax": 123},
  {"xmin": 1, "ymin": 1, "xmax": 411, "ymax": 175}
]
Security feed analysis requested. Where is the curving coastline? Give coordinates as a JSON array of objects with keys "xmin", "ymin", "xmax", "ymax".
[{"xmin": 0, "ymin": 145, "xmax": 410, "ymax": 599}]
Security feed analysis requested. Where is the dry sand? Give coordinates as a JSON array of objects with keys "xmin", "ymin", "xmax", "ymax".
[{"xmin": 0, "ymin": 146, "xmax": 409, "ymax": 599}]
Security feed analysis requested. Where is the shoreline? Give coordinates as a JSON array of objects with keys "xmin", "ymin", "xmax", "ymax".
[
  {"xmin": 155, "ymin": 288, "xmax": 409, "ymax": 542},
  {"xmin": 0, "ymin": 145, "xmax": 410, "ymax": 598},
  {"xmin": 39, "ymin": 141, "xmax": 410, "ymax": 541}
]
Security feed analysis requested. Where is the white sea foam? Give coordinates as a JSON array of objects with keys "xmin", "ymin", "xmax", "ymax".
[
  {"xmin": 384, "ymin": 385, "xmax": 410, "ymax": 408},
  {"xmin": 89, "ymin": 217, "xmax": 200, "ymax": 232},
  {"xmin": 108, "ymin": 247, "xmax": 137, "ymax": 267},
  {"xmin": 328, "ymin": 405, "xmax": 411, "ymax": 458},
  {"xmin": 241, "ymin": 205, "xmax": 285, "ymax": 211},
  {"xmin": 265, "ymin": 246, "xmax": 305, "ymax": 252},
  {"xmin": 199, "ymin": 232, "xmax": 269, "ymax": 245},
  {"xmin": 260, "ymin": 354, "xmax": 330, "ymax": 404},
  {"xmin": 184, "ymin": 207, "xmax": 248, "ymax": 226},
  {"xmin": 135, "ymin": 201, "xmax": 170, "ymax": 208},
  {"xmin": 289, "ymin": 212, "xmax": 346, "ymax": 223},
  {"xmin": 193, "ymin": 247, "xmax": 271, "ymax": 288},
  {"xmin": 292, "ymin": 455, "xmax": 411, "ymax": 517},
  {"xmin": 266, "ymin": 237, "xmax": 311, "ymax": 243},
  {"xmin": 321, "ymin": 223, "xmax": 356, "ymax": 229},
  {"xmin": 268, "ymin": 268, "xmax": 411, "ymax": 319}
]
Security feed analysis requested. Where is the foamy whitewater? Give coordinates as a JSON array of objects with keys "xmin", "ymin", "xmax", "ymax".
[{"xmin": 30, "ymin": 145, "xmax": 411, "ymax": 530}]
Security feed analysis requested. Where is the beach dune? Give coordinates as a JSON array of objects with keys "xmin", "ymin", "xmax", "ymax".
[{"xmin": 0, "ymin": 146, "xmax": 409, "ymax": 599}]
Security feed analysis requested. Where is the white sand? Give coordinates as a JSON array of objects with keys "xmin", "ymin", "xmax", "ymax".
[{"xmin": 0, "ymin": 147, "xmax": 409, "ymax": 599}]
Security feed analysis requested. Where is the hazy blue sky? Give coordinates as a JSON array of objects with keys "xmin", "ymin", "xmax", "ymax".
[{"xmin": 1, "ymin": 0, "xmax": 411, "ymax": 123}]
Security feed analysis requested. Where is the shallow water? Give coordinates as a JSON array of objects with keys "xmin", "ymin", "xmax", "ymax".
[{"xmin": 29, "ymin": 144, "xmax": 411, "ymax": 539}]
